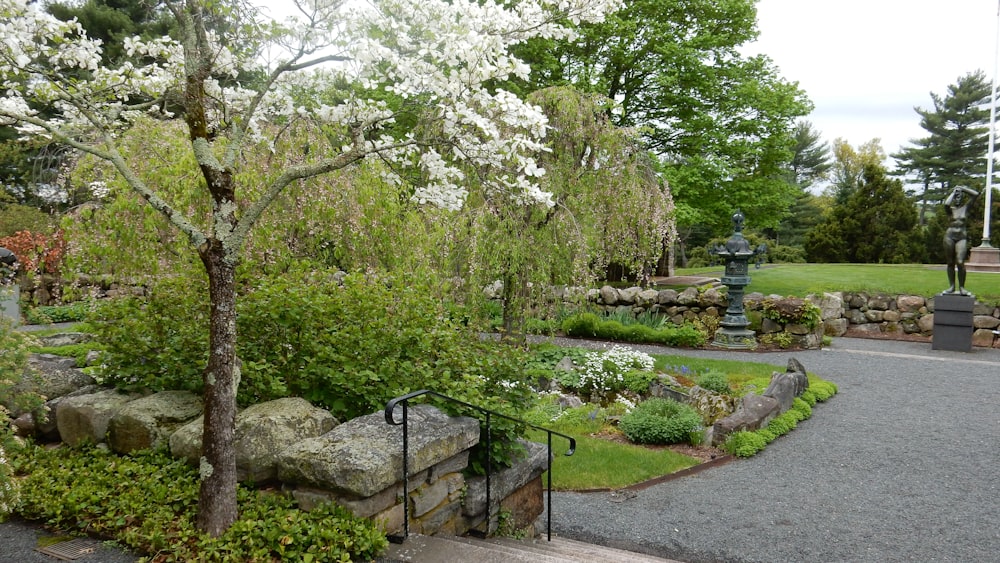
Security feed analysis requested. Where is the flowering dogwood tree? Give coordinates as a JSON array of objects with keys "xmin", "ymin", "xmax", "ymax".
[{"xmin": 0, "ymin": 0, "xmax": 621, "ymax": 535}]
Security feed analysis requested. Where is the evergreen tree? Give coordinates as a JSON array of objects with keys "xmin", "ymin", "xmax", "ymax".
[
  {"xmin": 805, "ymin": 162, "xmax": 919, "ymax": 263},
  {"xmin": 893, "ymin": 71, "xmax": 992, "ymax": 225},
  {"xmin": 772, "ymin": 121, "xmax": 830, "ymax": 247},
  {"xmin": 788, "ymin": 121, "xmax": 832, "ymax": 190},
  {"xmin": 46, "ymin": 0, "xmax": 172, "ymax": 65}
]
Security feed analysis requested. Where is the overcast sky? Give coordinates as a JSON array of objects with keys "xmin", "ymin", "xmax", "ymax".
[{"xmin": 745, "ymin": 0, "xmax": 1000, "ymax": 159}]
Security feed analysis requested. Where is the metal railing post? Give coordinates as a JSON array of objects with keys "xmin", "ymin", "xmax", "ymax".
[{"xmin": 384, "ymin": 390, "xmax": 575, "ymax": 543}]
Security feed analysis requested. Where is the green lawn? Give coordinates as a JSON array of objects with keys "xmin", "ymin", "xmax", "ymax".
[
  {"xmin": 528, "ymin": 428, "xmax": 699, "ymax": 490},
  {"xmin": 675, "ymin": 263, "xmax": 1000, "ymax": 304}
]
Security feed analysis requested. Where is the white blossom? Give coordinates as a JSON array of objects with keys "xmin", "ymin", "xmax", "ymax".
[{"xmin": 0, "ymin": 0, "xmax": 623, "ymax": 211}]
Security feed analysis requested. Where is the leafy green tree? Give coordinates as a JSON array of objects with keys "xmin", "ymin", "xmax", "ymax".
[
  {"xmin": 805, "ymin": 162, "xmax": 920, "ymax": 263},
  {"xmin": 828, "ymin": 139, "xmax": 886, "ymax": 205},
  {"xmin": 507, "ymin": 0, "xmax": 812, "ymax": 235}
]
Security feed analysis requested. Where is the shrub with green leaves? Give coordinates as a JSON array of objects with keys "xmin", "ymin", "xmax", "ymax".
[
  {"xmin": 695, "ymin": 370, "xmax": 731, "ymax": 394},
  {"xmin": 11, "ymin": 444, "xmax": 387, "ymax": 561},
  {"xmin": 619, "ymin": 398, "xmax": 703, "ymax": 445},
  {"xmin": 0, "ymin": 317, "xmax": 26, "ymax": 520},
  {"xmin": 24, "ymin": 301, "xmax": 94, "ymax": 324},
  {"xmin": 560, "ymin": 312, "xmax": 706, "ymax": 347},
  {"xmin": 561, "ymin": 312, "xmax": 601, "ymax": 337},
  {"xmin": 623, "ymin": 369, "xmax": 658, "ymax": 394},
  {"xmin": 722, "ymin": 430, "xmax": 768, "ymax": 457},
  {"xmin": 90, "ymin": 268, "xmax": 534, "ymax": 470}
]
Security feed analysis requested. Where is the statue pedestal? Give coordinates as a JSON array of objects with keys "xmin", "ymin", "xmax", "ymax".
[
  {"xmin": 932, "ymin": 293, "xmax": 974, "ymax": 352},
  {"xmin": 0, "ymin": 284, "xmax": 19, "ymax": 326},
  {"xmin": 967, "ymin": 245, "xmax": 1000, "ymax": 273}
]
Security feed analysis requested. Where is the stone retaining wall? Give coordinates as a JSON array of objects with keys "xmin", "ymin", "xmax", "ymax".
[
  {"xmin": 559, "ymin": 285, "xmax": 1000, "ymax": 348},
  {"xmin": 11, "ymin": 365, "xmax": 547, "ymax": 539}
]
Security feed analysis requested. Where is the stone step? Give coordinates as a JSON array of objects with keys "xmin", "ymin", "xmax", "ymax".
[
  {"xmin": 475, "ymin": 535, "xmax": 682, "ymax": 563},
  {"xmin": 383, "ymin": 534, "xmax": 683, "ymax": 563}
]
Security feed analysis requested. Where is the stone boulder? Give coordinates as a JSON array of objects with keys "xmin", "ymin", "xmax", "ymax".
[
  {"xmin": 700, "ymin": 287, "xmax": 727, "ymax": 308},
  {"xmin": 762, "ymin": 358, "xmax": 809, "ymax": 413},
  {"xmin": 686, "ymin": 386, "xmax": 738, "ymax": 425},
  {"xmin": 767, "ymin": 297, "xmax": 807, "ymax": 320},
  {"xmin": 869, "ymin": 293, "xmax": 892, "ymax": 310},
  {"xmin": 108, "ymin": 391, "xmax": 203, "ymax": 454},
  {"xmin": 677, "ymin": 287, "xmax": 699, "ymax": 306},
  {"xmin": 5, "ymin": 354, "xmax": 95, "ymax": 417},
  {"xmin": 12, "ymin": 384, "xmax": 101, "ymax": 440},
  {"xmin": 918, "ymin": 314, "xmax": 935, "ymax": 334},
  {"xmin": 824, "ymin": 318, "xmax": 849, "ymax": 337},
  {"xmin": 637, "ymin": 289, "xmax": 660, "ymax": 307},
  {"xmin": 811, "ymin": 292, "xmax": 844, "ymax": 321},
  {"xmin": 36, "ymin": 332, "xmax": 92, "ymax": 348},
  {"xmin": 599, "ymin": 285, "xmax": 619, "ymax": 305},
  {"xmin": 711, "ymin": 395, "xmax": 780, "ymax": 446},
  {"xmin": 170, "ymin": 397, "xmax": 338, "ymax": 482},
  {"xmin": 657, "ymin": 289, "xmax": 679, "ymax": 305},
  {"xmin": 974, "ymin": 315, "xmax": 1000, "ymax": 329},
  {"xmin": 896, "ymin": 295, "xmax": 925, "ymax": 314},
  {"xmin": 618, "ymin": 286, "xmax": 641, "ymax": 305},
  {"xmin": 277, "ymin": 404, "xmax": 479, "ymax": 497},
  {"xmin": 56, "ymin": 389, "xmax": 142, "ymax": 446}
]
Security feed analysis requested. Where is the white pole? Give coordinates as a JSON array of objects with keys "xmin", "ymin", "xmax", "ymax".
[{"xmin": 981, "ymin": 0, "xmax": 1000, "ymax": 246}]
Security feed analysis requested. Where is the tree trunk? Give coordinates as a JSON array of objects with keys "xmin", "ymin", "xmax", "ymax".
[
  {"xmin": 500, "ymin": 271, "xmax": 526, "ymax": 344},
  {"xmin": 195, "ymin": 239, "xmax": 239, "ymax": 536}
]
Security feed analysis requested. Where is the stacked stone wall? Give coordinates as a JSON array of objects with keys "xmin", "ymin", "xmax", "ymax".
[{"xmin": 546, "ymin": 285, "xmax": 1000, "ymax": 348}]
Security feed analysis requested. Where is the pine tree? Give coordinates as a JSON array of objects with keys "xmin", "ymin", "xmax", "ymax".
[
  {"xmin": 805, "ymin": 162, "xmax": 919, "ymax": 263},
  {"xmin": 893, "ymin": 71, "xmax": 992, "ymax": 219}
]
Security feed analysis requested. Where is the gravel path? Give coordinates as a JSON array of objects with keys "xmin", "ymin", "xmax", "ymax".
[{"xmin": 546, "ymin": 337, "xmax": 1000, "ymax": 562}]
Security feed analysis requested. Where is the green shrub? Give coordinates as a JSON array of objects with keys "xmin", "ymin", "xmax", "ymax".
[
  {"xmin": 0, "ymin": 317, "xmax": 35, "ymax": 521},
  {"xmin": 561, "ymin": 312, "xmax": 601, "ymax": 337},
  {"xmin": 799, "ymin": 389, "xmax": 817, "ymax": 406},
  {"xmin": 760, "ymin": 298, "xmax": 822, "ymax": 330},
  {"xmin": 791, "ymin": 397, "xmax": 812, "ymax": 419},
  {"xmin": 767, "ymin": 244, "xmax": 806, "ymax": 264},
  {"xmin": 0, "ymin": 318, "xmax": 46, "ymax": 420},
  {"xmin": 808, "ymin": 380, "xmax": 838, "ymax": 402},
  {"xmin": 559, "ymin": 312, "xmax": 707, "ymax": 348},
  {"xmin": 722, "ymin": 430, "xmax": 768, "ymax": 457},
  {"xmin": 23, "ymin": 301, "xmax": 93, "ymax": 324},
  {"xmin": 694, "ymin": 370, "xmax": 730, "ymax": 394},
  {"xmin": 90, "ymin": 273, "xmax": 209, "ymax": 393},
  {"xmin": 623, "ymin": 369, "xmax": 658, "ymax": 394},
  {"xmin": 619, "ymin": 398, "xmax": 703, "ymax": 445},
  {"xmin": 11, "ymin": 444, "xmax": 387, "ymax": 561},
  {"xmin": 91, "ymin": 268, "xmax": 534, "ymax": 471}
]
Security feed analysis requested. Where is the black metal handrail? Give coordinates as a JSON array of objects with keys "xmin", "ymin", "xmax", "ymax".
[{"xmin": 384, "ymin": 389, "xmax": 576, "ymax": 542}]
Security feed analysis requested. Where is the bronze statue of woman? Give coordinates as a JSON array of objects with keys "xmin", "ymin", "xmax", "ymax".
[{"xmin": 942, "ymin": 186, "xmax": 980, "ymax": 295}]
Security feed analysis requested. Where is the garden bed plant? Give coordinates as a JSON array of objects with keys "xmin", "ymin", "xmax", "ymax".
[{"xmin": 521, "ymin": 343, "xmax": 838, "ymax": 489}]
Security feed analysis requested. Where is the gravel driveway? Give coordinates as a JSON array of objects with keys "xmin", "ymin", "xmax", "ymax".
[{"xmin": 546, "ymin": 336, "xmax": 1000, "ymax": 562}]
